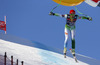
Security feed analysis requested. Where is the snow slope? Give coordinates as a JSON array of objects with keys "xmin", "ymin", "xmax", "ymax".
[{"xmin": 0, "ymin": 34, "xmax": 100, "ymax": 65}]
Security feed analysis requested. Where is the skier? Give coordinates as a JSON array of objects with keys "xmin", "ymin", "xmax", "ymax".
[{"xmin": 49, "ymin": 10, "xmax": 92, "ymax": 58}]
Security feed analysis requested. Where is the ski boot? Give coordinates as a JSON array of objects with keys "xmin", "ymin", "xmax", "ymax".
[
  {"xmin": 72, "ymin": 49, "xmax": 75, "ymax": 56},
  {"xmin": 63, "ymin": 47, "xmax": 67, "ymax": 58}
]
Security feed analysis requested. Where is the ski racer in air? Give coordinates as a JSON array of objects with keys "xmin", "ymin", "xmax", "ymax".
[{"xmin": 49, "ymin": 10, "xmax": 92, "ymax": 58}]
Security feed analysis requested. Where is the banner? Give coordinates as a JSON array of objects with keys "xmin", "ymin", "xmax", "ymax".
[{"xmin": 0, "ymin": 21, "xmax": 6, "ymax": 31}]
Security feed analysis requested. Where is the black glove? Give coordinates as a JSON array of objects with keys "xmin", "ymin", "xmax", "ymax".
[
  {"xmin": 49, "ymin": 12, "xmax": 55, "ymax": 15},
  {"xmin": 87, "ymin": 17, "xmax": 92, "ymax": 21}
]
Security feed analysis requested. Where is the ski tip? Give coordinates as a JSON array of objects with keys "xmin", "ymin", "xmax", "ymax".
[
  {"xmin": 75, "ymin": 60, "xmax": 78, "ymax": 63},
  {"xmin": 74, "ymin": 57, "xmax": 78, "ymax": 63}
]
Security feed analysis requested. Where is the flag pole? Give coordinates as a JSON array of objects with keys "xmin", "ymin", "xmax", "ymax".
[{"xmin": 4, "ymin": 16, "xmax": 7, "ymax": 34}]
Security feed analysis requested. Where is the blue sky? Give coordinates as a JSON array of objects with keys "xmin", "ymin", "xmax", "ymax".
[{"xmin": 0, "ymin": 0, "xmax": 100, "ymax": 60}]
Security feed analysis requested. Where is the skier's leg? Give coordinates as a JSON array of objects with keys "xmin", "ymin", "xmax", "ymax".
[
  {"xmin": 64, "ymin": 28, "xmax": 70, "ymax": 58},
  {"xmin": 71, "ymin": 29, "xmax": 78, "ymax": 62},
  {"xmin": 71, "ymin": 29, "xmax": 75, "ymax": 54},
  {"xmin": 64, "ymin": 28, "xmax": 69, "ymax": 54}
]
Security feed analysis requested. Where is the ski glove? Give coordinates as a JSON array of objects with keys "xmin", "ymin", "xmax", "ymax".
[
  {"xmin": 49, "ymin": 12, "xmax": 55, "ymax": 15},
  {"xmin": 87, "ymin": 17, "xmax": 92, "ymax": 21}
]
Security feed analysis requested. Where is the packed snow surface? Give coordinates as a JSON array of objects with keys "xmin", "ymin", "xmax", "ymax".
[
  {"xmin": 0, "ymin": 39, "xmax": 89, "ymax": 65},
  {"xmin": 0, "ymin": 34, "xmax": 100, "ymax": 65}
]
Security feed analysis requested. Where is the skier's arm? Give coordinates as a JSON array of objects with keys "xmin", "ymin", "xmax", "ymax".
[
  {"xmin": 49, "ymin": 12, "xmax": 67, "ymax": 18},
  {"xmin": 78, "ymin": 16, "xmax": 92, "ymax": 21}
]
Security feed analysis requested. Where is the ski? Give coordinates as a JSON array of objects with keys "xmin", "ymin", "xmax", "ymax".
[
  {"xmin": 64, "ymin": 53, "xmax": 66, "ymax": 58},
  {"xmin": 70, "ymin": 49, "xmax": 78, "ymax": 63},
  {"xmin": 72, "ymin": 54, "xmax": 78, "ymax": 63}
]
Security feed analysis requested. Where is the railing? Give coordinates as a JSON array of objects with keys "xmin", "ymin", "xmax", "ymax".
[{"xmin": 0, "ymin": 52, "xmax": 24, "ymax": 65}]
